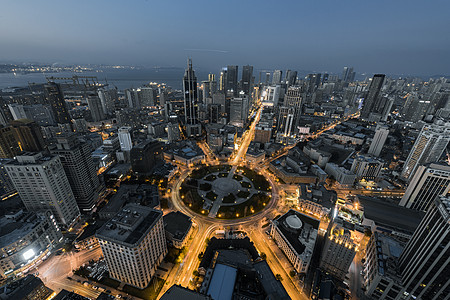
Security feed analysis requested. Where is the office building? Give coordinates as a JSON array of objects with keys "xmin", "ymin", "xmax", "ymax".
[
  {"xmin": 320, "ymin": 222, "xmax": 357, "ymax": 280},
  {"xmin": 341, "ymin": 66, "xmax": 355, "ymax": 82},
  {"xmin": 125, "ymin": 88, "xmax": 140, "ymax": 109},
  {"xmin": 183, "ymin": 59, "xmax": 201, "ymax": 137},
  {"xmin": 0, "ymin": 158, "xmax": 15, "ymax": 199},
  {"xmin": 137, "ymin": 87, "xmax": 157, "ymax": 107},
  {"xmin": 0, "ymin": 126, "xmax": 21, "ymax": 158},
  {"xmin": 87, "ymin": 95, "xmax": 106, "ymax": 122},
  {"xmin": 167, "ymin": 118, "xmax": 181, "ymax": 142},
  {"xmin": 277, "ymin": 106, "xmax": 295, "ymax": 137},
  {"xmin": 270, "ymin": 209, "xmax": 319, "ymax": 274},
  {"xmin": 130, "ymin": 140, "xmax": 162, "ymax": 174},
  {"xmin": 50, "ymin": 134, "xmax": 101, "ymax": 213},
  {"xmin": 97, "ymin": 88, "xmax": 118, "ymax": 115},
  {"xmin": 368, "ymin": 124, "xmax": 389, "ymax": 157},
  {"xmin": 96, "ymin": 204, "xmax": 167, "ymax": 289},
  {"xmin": 229, "ymin": 93, "xmax": 249, "ymax": 127},
  {"xmin": 285, "ymin": 70, "xmax": 297, "ymax": 87},
  {"xmin": 0, "ymin": 210, "xmax": 62, "ymax": 280},
  {"xmin": 0, "ymin": 275, "xmax": 53, "ymax": 300},
  {"xmin": 44, "ymin": 82, "xmax": 72, "ymax": 124},
  {"xmin": 226, "ymin": 65, "xmax": 238, "ymax": 97},
  {"xmin": 241, "ymin": 65, "xmax": 253, "ymax": 96},
  {"xmin": 306, "ymin": 73, "xmax": 321, "ymax": 93},
  {"xmin": 118, "ymin": 127, "xmax": 133, "ymax": 151},
  {"xmin": 10, "ymin": 119, "xmax": 46, "ymax": 152},
  {"xmin": 272, "ymin": 70, "xmax": 282, "ymax": 85},
  {"xmin": 401, "ymin": 121, "xmax": 450, "ymax": 179},
  {"xmin": 8, "ymin": 103, "xmax": 27, "ymax": 120},
  {"xmin": 163, "ymin": 211, "xmax": 192, "ymax": 249},
  {"xmin": 361, "ymin": 74, "xmax": 385, "ymax": 119},
  {"xmin": 399, "ymin": 163, "xmax": 450, "ymax": 212},
  {"xmin": 351, "ymin": 155, "xmax": 383, "ymax": 180},
  {"xmin": 10, "ymin": 104, "xmax": 54, "ymax": 126},
  {"xmin": 5, "ymin": 153, "xmax": 80, "ymax": 228},
  {"xmin": 262, "ymin": 85, "xmax": 281, "ymax": 107},
  {"xmin": 219, "ymin": 68, "xmax": 227, "ymax": 91},
  {"xmin": 399, "ymin": 196, "xmax": 450, "ymax": 299}
]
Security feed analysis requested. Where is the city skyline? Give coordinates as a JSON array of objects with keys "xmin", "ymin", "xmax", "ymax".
[{"xmin": 1, "ymin": 0, "xmax": 450, "ymax": 76}]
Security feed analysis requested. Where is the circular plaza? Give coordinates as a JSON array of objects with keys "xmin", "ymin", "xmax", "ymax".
[{"xmin": 179, "ymin": 165, "xmax": 272, "ymax": 219}]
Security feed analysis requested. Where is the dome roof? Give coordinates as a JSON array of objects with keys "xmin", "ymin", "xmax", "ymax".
[{"xmin": 286, "ymin": 215, "xmax": 302, "ymax": 230}]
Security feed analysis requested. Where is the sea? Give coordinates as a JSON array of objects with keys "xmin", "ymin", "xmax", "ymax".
[{"xmin": 0, "ymin": 67, "xmax": 212, "ymax": 91}]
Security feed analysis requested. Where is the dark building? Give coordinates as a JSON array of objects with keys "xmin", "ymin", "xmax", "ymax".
[
  {"xmin": 306, "ymin": 73, "xmax": 321, "ymax": 93},
  {"xmin": 183, "ymin": 59, "xmax": 201, "ymax": 137},
  {"xmin": 0, "ymin": 125, "xmax": 21, "ymax": 158},
  {"xmin": 10, "ymin": 119, "xmax": 46, "ymax": 152},
  {"xmin": 341, "ymin": 66, "xmax": 355, "ymax": 82},
  {"xmin": 44, "ymin": 82, "xmax": 72, "ymax": 124},
  {"xmin": 361, "ymin": 74, "xmax": 385, "ymax": 119},
  {"xmin": 130, "ymin": 140, "xmax": 163, "ymax": 174},
  {"xmin": 53, "ymin": 289, "xmax": 90, "ymax": 300},
  {"xmin": 207, "ymin": 103, "xmax": 221, "ymax": 124},
  {"xmin": 399, "ymin": 196, "xmax": 450, "ymax": 299},
  {"xmin": 0, "ymin": 275, "xmax": 53, "ymax": 300},
  {"xmin": 285, "ymin": 69, "xmax": 297, "ymax": 87},
  {"xmin": 50, "ymin": 134, "xmax": 101, "ymax": 212},
  {"xmin": 226, "ymin": 65, "xmax": 238, "ymax": 97},
  {"xmin": 241, "ymin": 65, "xmax": 253, "ymax": 96}
]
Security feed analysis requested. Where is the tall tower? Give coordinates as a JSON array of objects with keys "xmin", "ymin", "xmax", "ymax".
[
  {"xmin": 368, "ymin": 124, "xmax": 389, "ymax": 157},
  {"xmin": 285, "ymin": 70, "xmax": 297, "ymax": 87},
  {"xmin": 6, "ymin": 153, "xmax": 80, "ymax": 228},
  {"xmin": 241, "ymin": 65, "xmax": 253, "ymax": 96},
  {"xmin": 361, "ymin": 74, "xmax": 385, "ymax": 119},
  {"xmin": 43, "ymin": 82, "xmax": 72, "ymax": 124},
  {"xmin": 87, "ymin": 95, "xmax": 106, "ymax": 122},
  {"xmin": 401, "ymin": 121, "xmax": 450, "ymax": 179},
  {"xmin": 320, "ymin": 222, "xmax": 357, "ymax": 280},
  {"xmin": 226, "ymin": 65, "xmax": 238, "ymax": 97},
  {"xmin": 272, "ymin": 70, "xmax": 282, "ymax": 85},
  {"xmin": 118, "ymin": 127, "xmax": 133, "ymax": 151},
  {"xmin": 399, "ymin": 196, "xmax": 450, "ymax": 299},
  {"xmin": 183, "ymin": 59, "xmax": 201, "ymax": 137},
  {"xmin": 50, "ymin": 134, "xmax": 101, "ymax": 213},
  {"xmin": 399, "ymin": 163, "xmax": 450, "ymax": 212}
]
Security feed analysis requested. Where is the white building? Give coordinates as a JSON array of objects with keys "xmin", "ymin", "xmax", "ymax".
[
  {"xmin": 270, "ymin": 209, "xmax": 319, "ymax": 274},
  {"xmin": 324, "ymin": 163, "xmax": 357, "ymax": 187},
  {"xmin": 351, "ymin": 155, "xmax": 383, "ymax": 180},
  {"xmin": 262, "ymin": 85, "xmax": 281, "ymax": 107},
  {"xmin": 368, "ymin": 125, "xmax": 389, "ymax": 157},
  {"xmin": 399, "ymin": 163, "xmax": 450, "ymax": 212},
  {"xmin": 96, "ymin": 204, "xmax": 167, "ymax": 289},
  {"xmin": 0, "ymin": 210, "xmax": 62, "ymax": 280},
  {"xmin": 118, "ymin": 127, "xmax": 133, "ymax": 152},
  {"xmin": 401, "ymin": 120, "xmax": 450, "ymax": 179},
  {"xmin": 320, "ymin": 222, "xmax": 357, "ymax": 280},
  {"xmin": 5, "ymin": 153, "xmax": 80, "ymax": 229}
]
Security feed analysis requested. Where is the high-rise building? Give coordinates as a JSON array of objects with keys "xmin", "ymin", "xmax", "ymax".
[
  {"xmin": 44, "ymin": 82, "xmax": 72, "ymax": 124},
  {"xmin": 207, "ymin": 104, "xmax": 221, "ymax": 124},
  {"xmin": 50, "ymin": 134, "xmax": 101, "ymax": 213},
  {"xmin": 87, "ymin": 95, "xmax": 106, "ymax": 122},
  {"xmin": 167, "ymin": 117, "xmax": 181, "ymax": 142},
  {"xmin": 399, "ymin": 196, "xmax": 450, "ymax": 299},
  {"xmin": 125, "ymin": 88, "xmax": 140, "ymax": 109},
  {"xmin": 341, "ymin": 67, "xmax": 355, "ymax": 82},
  {"xmin": 10, "ymin": 119, "xmax": 46, "ymax": 153},
  {"xmin": 130, "ymin": 140, "xmax": 163, "ymax": 174},
  {"xmin": 320, "ymin": 222, "xmax": 357, "ymax": 280},
  {"xmin": 183, "ymin": 59, "xmax": 201, "ymax": 137},
  {"xmin": 97, "ymin": 88, "xmax": 117, "ymax": 115},
  {"xmin": 361, "ymin": 74, "xmax": 385, "ymax": 119},
  {"xmin": 118, "ymin": 127, "xmax": 133, "ymax": 152},
  {"xmin": 12, "ymin": 104, "xmax": 54, "ymax": 126},
  {"xmin": 306, "ymin": 73, "xmax": 321, "ymax": 93},
  {"xmin": 241, "ymin": 65, "xmax": 253, "ymax": 96},
  {"xmin": 0, "ymin": 126, "xmax": 21, "ymax": 158},
  {"xmin": 229, "ymin": 93, "xmax": 249, "ymax": 127},
  {"xmin": 399, "ymin": 163, "xmax": 450, "ymax": 212},
  {"xmin": 137, "ymin": 87, "xmax": 157, "ymax": 107},
  {"xmin": 226, "ymin": 65, "xmax": 238, "ymax": 97},
  {"xmin": 368, "ymin": 124, "xmax": 389, "ymax": 157},
  {"xmin": 6, "ymin": 153, "xmax": 80, "ymax": 228},
  {"xmin": 272, "ymin": 70, "xmax": 282, "ymax": 85},
  {"xmin": 219, "ymin": 68, "xmax": 227, "ymax": 91},
  {"xmin": 8, "ymin": 103, "xmax": 27, "ymax": 120},
  {"xmin": 284, "ymin": 70, "xmax": 297, "ymax": 87},
  {"xmin": 0, "ymin": 158, "xmax": 15, "ymax": 199},
  {"xmin": 277, "ymin": 107, "xmax": 295, "ymax": 137},
  {"xmin": 350, "ymin": 155, "xmax": 383, "ymax": 180},
  {"xmin": 96, "ymin": 204, "xmax": 167, "ymax": 289},
  {"xmin": 401, "ymin": 121, "xmax": 450, "ymax": 179}
]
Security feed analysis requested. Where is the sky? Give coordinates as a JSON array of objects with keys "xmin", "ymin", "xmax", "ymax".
[{"xmin": 1, "ymin": 0, "xmax": 449, "ymax": 76}]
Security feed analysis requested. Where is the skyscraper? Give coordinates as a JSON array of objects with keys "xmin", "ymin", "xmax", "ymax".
[
  {"xmin": 320, "ymin": 222, "xmax": 357, "ymax": 280},
  {"xmin": 87, "ymin": 95, "xmax": 106, "ymax": 122},
  {"xmin": 241, "ymin": 65, "xmax": 253, "ymax": 96},
  {"xmin": 118, "ymin": 127, "xmax": 133, "ymax": 151},
  {"xmin": 96, "ymin": 204, "xmax": 167, "ymax": 289},
  {"xmin": 183, "ymin": 59, "xmax": 201, "ymax": 137},
  {"xmin": 368, "ymin": 124, "xmax": 389, "ymax": 157},
  {"xmin": 401, "ymin": 121, "xmax": 450, "ymax": 179},
  {"xmin": 0, "ymin": 125, "xmax": 21, "ymax": 158},
  {"xmin": 6, "ymin": 153, "xmax": 80, "ymax": 228},
  {"xmin": 229, "ymin": 93, "xmax": 249, "ymax": 127},
  {"xmin": 272, "ymin": 70, "xmax": 282, "ymax": 85},
  {"xmin": 50, "ymin": 134, "xmax": 101, "ymax": 213},
  {"xmin": 341, "ymin": 66, "xmax": 355, "ymax": 82},
  {"xmin": 398, "ymin": 196, "xmax": 450, "ymax": 299},
  {"xmin": 284, "ymin": 70, "xmax": 297, "ymax": 87},
  {"xmin": 361, "ymin": 74, "xmax": 385, "ymax": 119},
  {"xmin": 226, "ymin": 65, "xmax": 238, "ymax": 97},
  {"xmin": 399, "ymin": 163, "xmax": 450, "ymax": 212},
  {"xmin": 44, "ymin": 82, "xmax": 72, "ymax": 124}
]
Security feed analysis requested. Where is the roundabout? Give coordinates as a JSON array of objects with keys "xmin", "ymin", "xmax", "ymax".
[{"xmin": 178, "ymin": 164, "xmax": 275, "ymax": 219}]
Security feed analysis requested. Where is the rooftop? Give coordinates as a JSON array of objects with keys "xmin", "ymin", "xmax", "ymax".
[
  {"xmin": 160, "ymin": 285, "xmax": 211, "ymax": 300},
  {"xmin": 163, "ymin": 211, "xmax": 192, "ymax": 241},
  {"xmin": 207, "ymin": 263, "xmax": 238, "ymax": 300},
  {"xmin": 96, "ymin": 204, "xmax": 162, "ymax": 246},
  {"xmin": 0, "ymin": 211, "xmax": 46, "ymax": 249},
  {"xmin": 253, "ymin": 260, "xmax": 290, "ymax": 300}
]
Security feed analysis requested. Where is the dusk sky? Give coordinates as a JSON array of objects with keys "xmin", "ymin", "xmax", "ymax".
[{"xmin": 1, "ymin": 0, "xmax": 449, "ymax": 75}]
